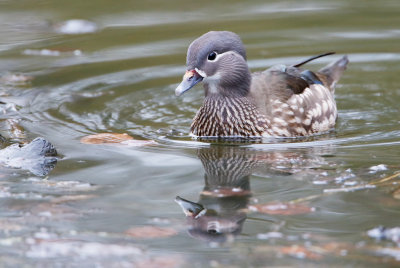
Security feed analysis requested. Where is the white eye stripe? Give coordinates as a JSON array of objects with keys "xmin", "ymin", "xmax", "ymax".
[
  {"xmin": 195, "ymin": 68, "xmax": 207, "ymax": 77},
  {"xmin": 197, "ymin": 51, "xmax": 237, "ymax": 78}
]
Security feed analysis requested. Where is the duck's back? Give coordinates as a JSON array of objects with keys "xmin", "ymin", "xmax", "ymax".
[{"xmin": 249, "ymin": 55, "xmax": 348, "ymax": 137}]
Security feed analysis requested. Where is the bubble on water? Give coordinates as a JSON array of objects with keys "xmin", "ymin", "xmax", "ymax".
[
  {"xmin": 26, "ymin": 240, "xmax": 142, "ymax": 258},
  {"xmin": 257, "ymin": 232, "xmax": 284, "ymax": 240},
  {"xmin": 374, "ymin": 247, "xmax": 400, "ymax": 261},
  {"xmin": 367, "ymin": 226, "xmax": 400, "ymax": 244},
  {"xmin": 343, "ymin": 181, "xmax": 358, "ymax": 186},
  {"xmin": 54, "ymin": 19, "xmax": 98, "ymax": 34},
  {"xmin": 369, "ymin": 164, "xmax": 388, "ymax": 173},
  {"xmin": 22, "ymin": 49, "xmax": 83, "ymax": 57},
  {"xmin": 73, "ymin": 50, "xmax": 82, "ymax": 56},
  {"xmin": 38, "ymin": 211, "xmax": 52, "ymax": 218},
  {"xmin": 23, "ymin": 49, "xmax": 61, "ymax": 56},
  {"xmin": 334, "ymin": 172, "xmax": 355, "ymax": 184},
  {"xmin": 313, "ymin": 180, "xmax": 328, "ymax": 185}
]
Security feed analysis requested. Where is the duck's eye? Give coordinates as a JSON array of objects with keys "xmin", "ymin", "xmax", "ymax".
[{"xmin": 207, "ymin": 51, "xmax": 217, "ymax": 61}]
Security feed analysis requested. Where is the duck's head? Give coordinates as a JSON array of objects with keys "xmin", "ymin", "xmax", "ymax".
[{"xmin": 175, "ymin": 31, "xmax": 251, "ymax": 97}]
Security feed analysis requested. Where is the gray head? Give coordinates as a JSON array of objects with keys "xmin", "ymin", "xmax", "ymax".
[{"xmin": 175, "ymin": 31, "xmax": 251, "ymax": 97}]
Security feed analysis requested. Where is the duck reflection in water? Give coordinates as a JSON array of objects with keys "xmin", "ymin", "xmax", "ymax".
[
  {"xmin": 175, "ymin": 144, "xmax": 331, "ymax": 242},
  {"xmin": 176, "ymin": 145, "xmax": 254, "ymax": 242}
]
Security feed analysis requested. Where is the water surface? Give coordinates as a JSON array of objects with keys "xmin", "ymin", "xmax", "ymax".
[{"xmin": 0, "ymin": 0, "xmax": 399, "ymax": 266}]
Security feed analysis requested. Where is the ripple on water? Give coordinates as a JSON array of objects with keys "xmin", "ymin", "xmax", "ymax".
[{"xmin": 0, "ymin": 1, "xmax": 399, "ymax": 265}]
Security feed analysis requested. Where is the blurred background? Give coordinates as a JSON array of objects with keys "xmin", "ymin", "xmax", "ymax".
[{"xmin": 0, "ymin": 0, "xmax": 399, "ymax": 266}]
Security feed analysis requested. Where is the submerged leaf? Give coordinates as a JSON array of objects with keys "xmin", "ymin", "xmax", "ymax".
[
  {"xmin": 0, "ymin": 73, "xmax": 33, "ymax": 86},
  {"xmin": 51, "ymin": 195, "xmax": 96, "ymax": 204},
  {"xmin": 0, "ymin": 220, "xmax": 22, "ymax": 231},
  {"xmin": 80, "ymin": 133, "xmax": 157, "ymax": 146},
  {"xmin": 280, "ymin": 245, "xmax": 323, "ymax": 260},
  {"xmin": 249, "ymin": 202, "xmax": 315, "ymax": 215},
  {"xmin": 80, "ymin": 133, "xmax": 133, "ymax": 144},
  {"xmin": 393, "ymin": 187, "xmax": 400, "ymax": 200},
  {"xmin": 136, "ymin": 256, "xmax": 184, "ymax": 268},
  {"xmin": 125, "ymin": 226, "xmax": 177, "ymax": 239}
]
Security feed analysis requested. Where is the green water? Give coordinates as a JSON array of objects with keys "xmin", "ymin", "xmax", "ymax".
[{"xmin": 0, "ymin": 0, "xmax": 399, "ymax": 266}]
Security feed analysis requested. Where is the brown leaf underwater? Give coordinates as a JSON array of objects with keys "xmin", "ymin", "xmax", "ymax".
[
  {"xmin": 249, "ymin": 202, "xmax": 315, "ymax": 215},
  {"xmin": 80, "ymin": 133, "xmax": 157, "ymax": 146},
  {"xmin": 125, "ymin": 226, "xmax": 178, "ymax": 239}
]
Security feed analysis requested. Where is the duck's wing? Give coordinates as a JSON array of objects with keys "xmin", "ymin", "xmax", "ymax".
[
  {"xmin": 251, "ymin": 54, "xmax": 349, "ymax": 101},
  {"xmin": 249, "ymin": 55, "xmax": 348, "ymax": 136},
  {"xmin": 249, "ymin": 64, "xmax": 327, "ymax": 117}
]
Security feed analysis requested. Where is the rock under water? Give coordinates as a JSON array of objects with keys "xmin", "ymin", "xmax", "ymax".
[{"xmin": 0, "ymin": 137, "xmax": 57, "ymax": 176}]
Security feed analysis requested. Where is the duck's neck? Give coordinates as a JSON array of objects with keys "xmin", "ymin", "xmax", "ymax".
[{"xmin": 191, "ymin": 94, "xmax": 270, "ymax": 137}]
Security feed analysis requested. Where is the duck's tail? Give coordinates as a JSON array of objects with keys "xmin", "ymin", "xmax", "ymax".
[
  {"xmin": 292, "ymin": 53, "xmax": 349, "ymax": 92},
  {"xmin": 292, "ymin": 52, "xmax": 336, "ymax": 68},
  {"xmin": 318, "ymin": 55, "xmax": 349, "ymax": 91}
]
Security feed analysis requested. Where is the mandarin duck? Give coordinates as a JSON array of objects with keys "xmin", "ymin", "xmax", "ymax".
[{"xmin": 175, "ymin": 31, "xmax": 348, "ymax": 137}]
